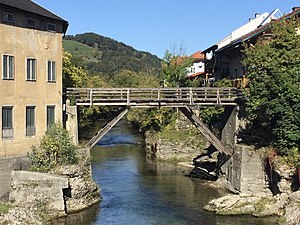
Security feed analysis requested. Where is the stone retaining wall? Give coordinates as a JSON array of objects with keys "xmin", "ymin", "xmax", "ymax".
[{"xmin": 0, "ymin": 156, "xmax": 28, "ymax": 201}]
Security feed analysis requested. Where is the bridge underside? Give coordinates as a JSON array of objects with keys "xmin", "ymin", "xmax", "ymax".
[
  {"xmin": 66, "ymin": 87, "xmax": 241, "ymax": 167},
  {"xmin": 85, "ymin": 106, "xmax": 233, "ymax": 164}
]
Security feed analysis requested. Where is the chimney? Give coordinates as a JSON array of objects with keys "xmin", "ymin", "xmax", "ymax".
[
  {"xmin": 255, "ymin": 13, "xmax": 261, "ymax": 18},
  {"xmin": 249, "ymin": 18, "xmax": 254, "ymax": 22}
]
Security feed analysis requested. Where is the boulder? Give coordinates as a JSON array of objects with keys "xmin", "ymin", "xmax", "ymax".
[{"xmin": 283, "ymin": 191, "xmax": 300, "ymax": 225}]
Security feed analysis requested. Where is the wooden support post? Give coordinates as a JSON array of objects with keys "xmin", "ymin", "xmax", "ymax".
[
  {"xmin": 179, "ymin": 106, "xmax": 232, "ymax": 156},
  {"xmin": 189, "ymin": 87, "xmax": 193, "ymax": 105},
  {"xmin": 89, "ymin": 89, "xmax": 93, "ymax": 106},
  {"xmin": 86, "ymin": 107, "xmax": 129, "ymax": 149},
  {"xmin": 127, "ymin": 88, "xmax": 130, "ymax": 106}
]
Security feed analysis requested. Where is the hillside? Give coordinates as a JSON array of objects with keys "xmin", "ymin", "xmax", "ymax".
[{"xmin": 63, "ymin": 33, "xmax": 162, "ymax": 76}]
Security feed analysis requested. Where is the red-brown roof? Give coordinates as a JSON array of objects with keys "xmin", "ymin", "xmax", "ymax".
[
  {"xmin": 190, "ymin": 51, "xmax": 205, "ymax": 60},
  {"xmin": 186, "ymin": 71, "xmax": 205, "ymax": 78}
]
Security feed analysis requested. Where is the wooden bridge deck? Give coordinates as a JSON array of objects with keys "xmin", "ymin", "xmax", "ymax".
[{"xmin": 66, "ymin": 87, "xmax": 242, "ymax": 107}]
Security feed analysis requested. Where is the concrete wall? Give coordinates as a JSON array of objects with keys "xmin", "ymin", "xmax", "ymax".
[
  {"xmin": 0, "ymin": 156, "xmax": 28, "ymax": 201},
  {"xmin": 10, "ymin": 171, "xmax": 68, "ymax": 216},
  {"xmin": 0, "ymin": 23, "xmax": 63, "ymax": 157},
  {"xmin": 65, "ymin": 101, "xmax": 78, "ymax": 146},
  {"xmin": 222, "ymin": 145, "xmax": 268, "ymax": 194},
  {"xmin": 221, "ymin": 106, "xmax": 238, "ymax": 153},
  {"xmin": 221, "ymin": 106, "xmax": 269, "ymax": 194}
]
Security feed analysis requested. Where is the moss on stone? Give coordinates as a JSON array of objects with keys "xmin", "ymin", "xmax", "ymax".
[
  {"xmin": 0, "ymin": 203, "xmax": 11, "ymax": 215},
  {"xmin": 254, "ymin": 197, "xmax": 276, "ymax": 214}
]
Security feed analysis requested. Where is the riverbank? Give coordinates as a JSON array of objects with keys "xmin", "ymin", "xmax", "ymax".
[
  {"xmin": 144, "ymin": 113, "xmax": 210, "ymax": 163},
  {"xmin": 143, "ymin": 114, "xmax": 300, "ymax": 225},
  {"xmin": 0, "ymin": 150, "xmax": 101, "ymax": 225}
]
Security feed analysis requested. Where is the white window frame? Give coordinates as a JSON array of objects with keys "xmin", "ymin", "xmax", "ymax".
[
  {"xmin": 47, "ymin": 61, "xmax": 56, "ymax": 82},
  {"xmin": 2, "ymin": 54, "xmax": 15, "ymax": 80},
  {"xmin": 26, "ymin": 58, "xmax": 37, "ymax": 81}
]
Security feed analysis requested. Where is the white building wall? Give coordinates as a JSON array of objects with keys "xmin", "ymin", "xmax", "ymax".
[
  {"xmin": 218, "ymin": 12, "xmax": 271, "ymax": 49},
  {"xmin": 187, "ymin": 61, "xmax": 205, "ymax": 77}
]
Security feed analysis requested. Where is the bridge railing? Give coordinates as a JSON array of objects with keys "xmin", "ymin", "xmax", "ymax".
[{"xmin": 66, "ymin": 87, "xmax": 242, "ymax": 106}]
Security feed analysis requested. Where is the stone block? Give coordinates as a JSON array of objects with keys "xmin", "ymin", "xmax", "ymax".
[{"xmin": 10, "ymin": 171, "xmax": 68, "ymax": 214}]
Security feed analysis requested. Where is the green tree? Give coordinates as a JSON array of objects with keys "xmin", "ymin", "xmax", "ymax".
[
  {"xmin": 161, "ymin": 50, "xmax": 194, "ymax": 87},
  {"xmin": 28, "ymin": 123, "xmax": 78, "ymax": 172},
  {"xmin": 242, "ymin": 18, "xmax": 300, "ymax": 154},
  {"xmin": 62, "ymin": 51, "xmax": 89, "ymax": 88}
]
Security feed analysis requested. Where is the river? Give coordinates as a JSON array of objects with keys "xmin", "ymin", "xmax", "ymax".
[{"xmin": 56, "ymin": 120, "xmax": 276, "ymax": 225}]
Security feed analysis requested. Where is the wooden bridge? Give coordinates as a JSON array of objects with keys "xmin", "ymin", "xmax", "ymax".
[
  {"xmin": 66, "ymin": 87, "xmax": 242, "ymax": 167},
  {"xmin": 67, "ymin": 87, "xmax": 242, "ymax": 107}
]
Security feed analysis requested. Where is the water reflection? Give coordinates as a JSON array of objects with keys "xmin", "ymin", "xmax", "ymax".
[{"xmin": 53, "ymin": 121, "xmax": 276, "ymax": 225}]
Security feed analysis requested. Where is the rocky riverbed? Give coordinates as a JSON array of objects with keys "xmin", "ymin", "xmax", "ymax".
[
  {"xmin": 144, "ymin": 115, "xmax": 300, "ymax": 225},
  {"xmin": 204, "ymin": 190, "xmax": 300, "ymax": 225}
]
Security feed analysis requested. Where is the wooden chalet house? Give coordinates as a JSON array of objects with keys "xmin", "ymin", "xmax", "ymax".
[{"xmin": 202, "ymin": 7, "xmax": 300, "ymax": 87}]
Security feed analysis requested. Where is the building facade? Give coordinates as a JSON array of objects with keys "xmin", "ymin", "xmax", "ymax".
[
  {"xmin": 186, "ymin": 51, "xmax": 205, "ymax": 79},
  {"xmin": 0, "ymin": 0, "xmax": 68, "ymax": 157},
  {"xmin": 202, "ymin": 7, "xmax": 300, "ymax": 86}
]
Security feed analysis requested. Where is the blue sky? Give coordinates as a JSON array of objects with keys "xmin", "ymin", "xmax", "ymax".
[{"xmin": 35, "ymin": 0, "xmax": 299, "ymax": 58}]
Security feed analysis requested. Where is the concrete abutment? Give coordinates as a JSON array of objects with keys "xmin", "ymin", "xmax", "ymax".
[{"xmin": 220, "ymin": 105, "xmax": 269, "ymax": 194}]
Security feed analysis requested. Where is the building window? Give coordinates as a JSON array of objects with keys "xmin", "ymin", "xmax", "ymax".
[
  {"xmin": 26, "ymin": 58, "xmax": 37, "ymax": 81},
  {"xmin": 26, "ymin": 106, "xmax": 36, "ymax": 136},
  {"xmin": 3, "ymin": 12, "xmax": 14, "ymax": 23},
  {"xmin": 47, "ymin": 61, "xmax": 56, "ymax": 82},
  {"xmin": 47, "ymin": 106, "xmax": 55, "ymax": 127},
  {"xmin": 26, "ymin": 18, "xmax": 36, "ymax": 28},
  {"xmin": 2, "ymin": 107, "xmax": 13, "ymax": 139},
  {"xmin": 47, "ymin": 23, "xmax": 56, "ymax": 32},
  {"xmin": 2, "ymin": 55, "xmax": 14, "ymax": 80}
]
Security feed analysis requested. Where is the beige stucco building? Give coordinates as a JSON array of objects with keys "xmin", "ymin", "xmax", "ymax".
[{"xmin": 0, "ymin": 0, "xmax": 68, "ymax": 157}]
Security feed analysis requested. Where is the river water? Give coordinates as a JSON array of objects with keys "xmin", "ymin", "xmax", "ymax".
[{"xmin": 56, "ymin": 121, "xmax": 276, "ymax": 225}]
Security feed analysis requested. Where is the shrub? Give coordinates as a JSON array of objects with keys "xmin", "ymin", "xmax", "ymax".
[{"xmin": 28, "ymin": 123, "xmax": 78, "ymax": 172}]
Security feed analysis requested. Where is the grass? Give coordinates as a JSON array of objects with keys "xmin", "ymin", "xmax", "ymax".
[
  {"xmin": 63, "ymin": 40, "xmax": 97, "ymax": 60},
  {"xmin": 0, "ymin": 202, "xmax": 11, "ymax": 215}
]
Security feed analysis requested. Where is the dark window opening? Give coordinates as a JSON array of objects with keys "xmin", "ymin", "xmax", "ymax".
[
  {"xmin": 2, "ymin": 107, "xmax": 13, "ymax": 139},
  {"xmin": 26, "ymin": 18, "xmax": 36, "ymax": 28},
  {"xmin": 26, "ymin": 106, "xmax": 36, "ymax": 136},
  {"xmin": 3, "ymin": 12, "xmax": 14, "ymax": 23}
]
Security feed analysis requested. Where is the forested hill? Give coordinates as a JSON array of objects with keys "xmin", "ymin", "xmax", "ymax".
[{"xmin": 63, "ymin": 33, "xmax": 162, "ymax": 75}]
